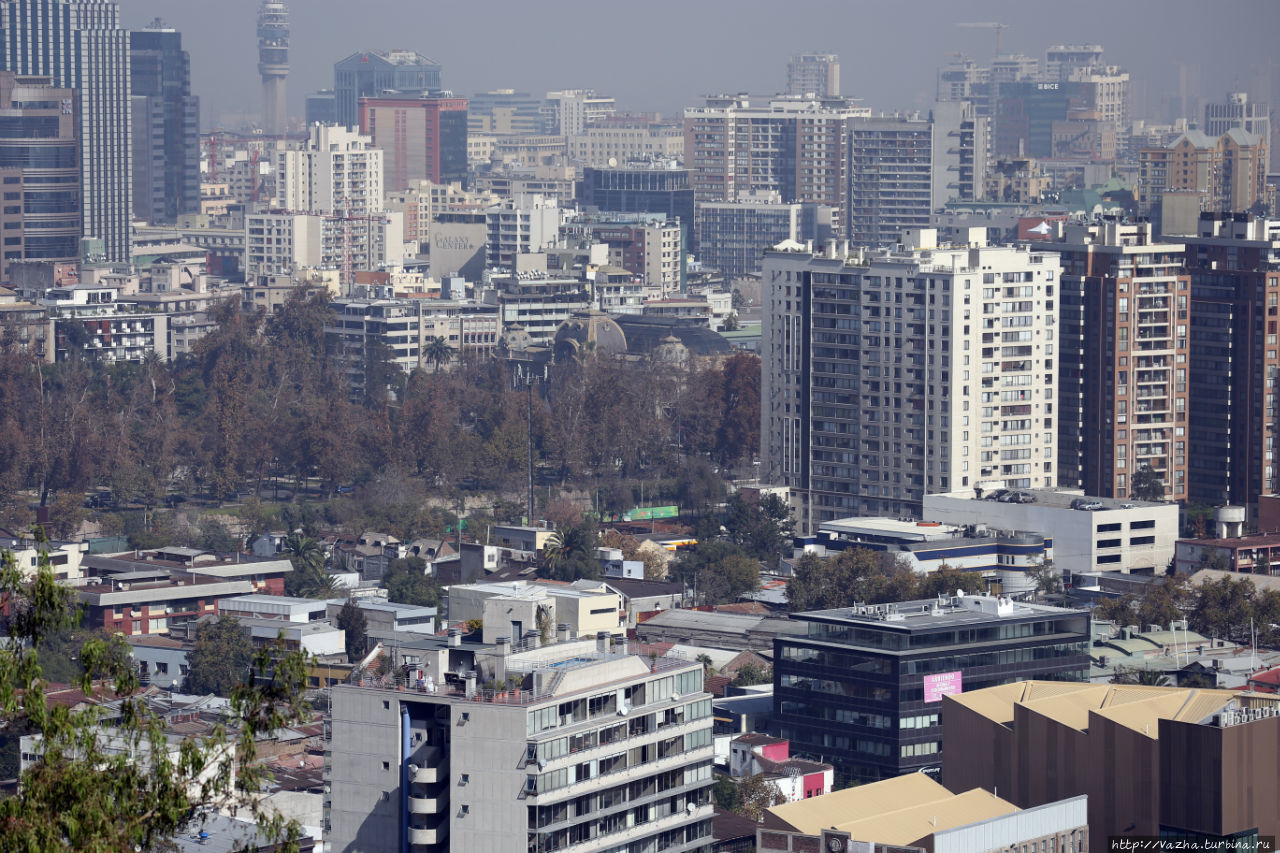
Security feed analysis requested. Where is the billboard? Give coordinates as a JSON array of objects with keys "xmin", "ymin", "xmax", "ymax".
[{"xmin": 924, "ymin": 670, "xmax": 963, "ymax": 703}]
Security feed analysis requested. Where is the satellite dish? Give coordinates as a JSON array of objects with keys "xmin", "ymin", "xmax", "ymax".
[{"xmin": 607, "ymin": 157, "xmax": 618, "ymax": 167}]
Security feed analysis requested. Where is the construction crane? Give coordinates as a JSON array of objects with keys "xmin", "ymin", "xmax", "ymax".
[{"xmin": 956, "ymin": 22, "xmax": 1009, "ymax": 59}]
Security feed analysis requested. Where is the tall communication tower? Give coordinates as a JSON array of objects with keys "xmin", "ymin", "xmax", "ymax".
[{"xmin": 257, "ymin": 1, "xmax": 289, "ymax": 134}]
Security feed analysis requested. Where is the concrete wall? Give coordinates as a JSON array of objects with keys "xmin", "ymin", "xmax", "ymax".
[
  {"xmin": 327, "ymin": 688, "xmax": 406, "ymax": 852},
  {"xmin": 924, "ymin": 493, "xmax": 1178, "ymax": 576},
  {"xmin": 448, "ymin": 702, "xmax": 531, "ymax": 852}
]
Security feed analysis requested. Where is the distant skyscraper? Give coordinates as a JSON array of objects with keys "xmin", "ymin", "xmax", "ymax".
[
  {"xmin": 130, "ymin": 21, "xmax": 199, "ymax": 224},
  {"xmin": 786, "ymin": 52, "xmax": 840, "ymax": 98},
  {"xmin": 0, "ymin": 0, "xmax": 133, "ymax": 263},
  {"xmin": 257, "ymin": 1, "xmax": 288, "ymax": 135},
  {"xmin": 0, "ymin": 72, "xmax": 81, "ymax": 278},
  {"xmin": 333, "ymin": 50, "xmax": 441, "ymax": 129}
]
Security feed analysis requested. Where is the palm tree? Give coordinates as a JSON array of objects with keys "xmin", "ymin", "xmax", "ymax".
[
  {"xmin": 424, "ymin": 336, "xmax": 453, "ymax": 373},
  {"xmin": 283, "ymin": 533, "xmax": 326, "ymax": 597},
  {"xmin": 1135, "ymin": 670, "xmax": 1172, "ymax": 687}
]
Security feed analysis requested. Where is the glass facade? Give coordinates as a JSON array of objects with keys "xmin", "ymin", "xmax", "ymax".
[{"xmin": 775, "ymin": 608, "xmax": 1090, "ymax": 785}]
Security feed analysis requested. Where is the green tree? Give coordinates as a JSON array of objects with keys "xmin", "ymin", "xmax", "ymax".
[
  {"xmin": 786, "ymin": 548, "xmax": 919, "ymax": 611},
  {"xmin": 283, "ymin": 533, "xmax": 330, "ymax": 597},
  {"xmin": 337, "ymin": 598, "xmax": 368, "ymax": 664},
  {"xmin": 724, "ymin": 492, "xmax": 793, "ymax": 564},
  {"xmin": 1130, "ymin": 464, "xmax": 1166, "ymax": 502},
  {"xmin": 675, "ymin": 540, "xmax": 760, "ymax": 605},
  {"xmin": 183, "ymin": 616, "xmax": 254, "ymax": 696},
  {"xmin": 423, "ymin": 336, "xmax": 453, "ymax": 373},
  {"xmin": 731, "ymin": 661, "xmax": 772, "ymax": 687},
  {"xmin": 382, "ymin": 557, "xmax": 443, "ymax": 608},
  {"xmin": 0, "ymin": 542, "xmax": 310, "ymax": 850},
  {"xmin": 712, "ymin": 774, "xmax": 741, "ymax": 812}
]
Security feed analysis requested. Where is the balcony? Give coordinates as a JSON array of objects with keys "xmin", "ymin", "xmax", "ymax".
[
  {"xmin": 408, "ymin": 824, "xmax": 446, "ymax": 846},
  {"xmin": 408, "ymin": 790, "xmax": 443, "ymax": 815}
]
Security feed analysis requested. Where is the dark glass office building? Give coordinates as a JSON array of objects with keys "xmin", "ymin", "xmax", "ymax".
[
  {"xmin": 130, "ymin": 24, "xmax": 200, "ymax": 224},
  {"xmin": 774, "ymin": 593, "xmax": 1090, "ymax": 785},
  {"xmin": 579, "ymin": 166, "xmax": 695, "ymax": 247}
]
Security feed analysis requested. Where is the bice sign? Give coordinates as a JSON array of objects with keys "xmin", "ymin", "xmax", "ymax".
[{"xmin": 924, "ymin": 670, "xmax": 963, "ymax": 703}]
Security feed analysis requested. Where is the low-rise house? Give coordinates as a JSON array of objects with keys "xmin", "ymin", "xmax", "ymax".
[
  {"xmin": 125, "ymin": 635, "xmax": 191, "ymax": 689},
  {"xmin": 728, "ymin": 734, "xmax": 832, "ymax": 802},
  {"xmin": 0, "ymin": 527, "xmax": 89, "ymax": 580}
]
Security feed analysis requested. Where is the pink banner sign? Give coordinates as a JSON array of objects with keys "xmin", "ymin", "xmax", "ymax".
[{"xmin": 924, "ymin": 670, "xmax": 963, "ymax": 703}]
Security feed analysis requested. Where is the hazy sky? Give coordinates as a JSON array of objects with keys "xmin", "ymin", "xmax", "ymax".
[{"xmin": 118, "ymin": 0, "xmax": 1280, "ymax": 129}]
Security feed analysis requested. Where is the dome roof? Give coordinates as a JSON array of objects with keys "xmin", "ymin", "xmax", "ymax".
[
  {"xmin": 553, "ymin": 308, "xmax": 627, "ymax": 361},
  {"xmin": 652, "ymin": 334, "xmax": 689, "ymax": 365},
  {"xmin": 498, "ymin": 322, "xmax": 534, "ymax": 354}
]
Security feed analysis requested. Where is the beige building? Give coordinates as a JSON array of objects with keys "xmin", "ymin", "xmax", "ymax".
[
  {"xmin": 1138, "ymin": 127, "xmax": 1268, "ymax": 231},
  {"xmin": 566, "ymin": 123, "xmax": 683, "ymax": 166},
  {"xmin": 758, "ymin": 773, "xmax": 1088, "ymax": 853},
  {"xmin": 445, "ymin": 580, "xmax": 622, "ymax": 646}
]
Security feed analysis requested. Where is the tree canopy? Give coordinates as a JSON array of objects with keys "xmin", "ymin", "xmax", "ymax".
[
  {"xmin": 382, "ymin": 557, "xmax": 443, "ymax": 609},
  {"xmin": 786, "ymin": 548, "xmax": 986, "ymax": 612},
  {"xmin": 0, "ymin": 541, "xmax": 311, "ymax": 850},
  {"xmin": 183, "ymin": 616, "xmax": 254, "ymax": 696}
]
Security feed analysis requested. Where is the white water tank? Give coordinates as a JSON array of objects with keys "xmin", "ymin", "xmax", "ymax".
[{"xmin": 1215, "ymin": 506, "xmax": 1246, "ymax": 539}]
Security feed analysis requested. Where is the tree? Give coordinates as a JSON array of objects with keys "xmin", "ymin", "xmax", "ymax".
[
  {"xmin": 382, "ymin": 557, "xmax": 442, "ymax": 609},
  {"xmin": 1093, "ymin": 593, "xmax": 1139, "ymax": 627},
  {"xmin": 337, "ymin": 598, "xmax": 368, "ymax": 664},
  {"xmin": 283, "ymin": 533, "xmax": 329, "ymax": 598},
  {"xmin": 786, "ymin": 548, "xmax": 920, "ymax": 612},
  {"xmin": 0, "ymin": 542, "xmax": 310, "ymax": 850},
  {"xmin": 731, "ymin": 662, "xmax": 772, "ymax": 687},
  {"xmin": 675, "ymin": 540, "xmax": 760, "ymax": 605},
  {"xmin": 1028, "ymin": 562, "xmax": 1064, "ymax": 598},
  {"xmin": 1130, "ymin": 464, "xmax": 1165, "ymax": 502},
  {"xmin": 423, "ymin": 336, "xmax": 453, "ymax": 373},
  {"xmin": 737, "ymin": 772, "xmax": 786, "ymax": 821},
  {"xmin": 724, "ymin": 492, "xmax": 793, "ymax": 564},
  {"xmin": 712, "ymin": 774, "xmax": 740, "ymax": 812},
  {"xmin": 183, "ymin": 616, "xmax": 254, "ymax": 696}
]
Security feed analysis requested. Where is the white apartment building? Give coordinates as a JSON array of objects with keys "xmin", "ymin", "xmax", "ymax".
[
  {"xmin": 274, "ymin": 124, "xmax": 383, "ymax": 216},
  {"xmin": 245, "ymin": 210, "xmax": 405, "ymax": 280},
  {"xmin": 545, "ymin": 89, "xmax": 616, "ymax": 136},
  {"xmin": 761, "ymin": 228, "xmax": 1061, "ymax": 533}
]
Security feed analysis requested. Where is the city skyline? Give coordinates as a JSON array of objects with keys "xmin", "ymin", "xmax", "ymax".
[{"xmin": 115, "ymin": 0, "xmax": 1280, "ymax": 128}]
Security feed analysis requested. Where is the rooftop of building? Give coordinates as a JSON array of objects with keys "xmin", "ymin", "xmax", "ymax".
[
  {"xmin": 947, "ymin": 680, "xmax": 1280, "ymax": 734},
  {"xmin": 792, "ymin": 593, "xmax": 1083, "ymax": 631},
  {"xmin": 761, "ymin": 773, "xmax": 1019, "ymax": 842},
  {"xmin": 1188, "ymin": 568, "xmax": 1280, "ymax": 594},
  {"xmin": 88, "ymin": 548, "xmax": 292, "ymax": 573},
  {"xmin": 929, "ymin": 486, "xmax": 1169, "ymax": 513},
  {"xmin": 1180, "ymin": 531, "xmax": 1280, "ymax": 550}
]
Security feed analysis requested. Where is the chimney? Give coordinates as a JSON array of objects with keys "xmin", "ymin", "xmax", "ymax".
[
  {"xmin": 497, "ymin": 636, "xmax": 511, "ymax": 657},
  {"xmin": 596, "ymin": 630, "xmax": 610, "ymax": 654},
  {"xmin": 557, "ymin": 623, "xmax": 570, "ymax": 644},
  {"xmin": 464, "ymin": 670, "xmax": 477, "ymax": 698},
  {"xmin": 616, "ymin": 636, "xmax": 628, "ymax": 656},
  {"xmin": 448, "ymin": 629, "xmax": 462, "ymax": 648},
  {"xmin": 523, "ymin": 629, "xmax": 540, "ymax": 650}
]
